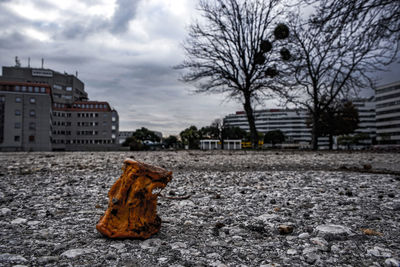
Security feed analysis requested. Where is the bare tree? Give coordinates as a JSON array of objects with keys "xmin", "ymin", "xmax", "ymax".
[
  {"xmin": 279, "ymin": 1, "xmax": 398, "ymax": 150},
  {"xmin": 176, "ymin": 0, "xmax": 290, "ymax": 148}
]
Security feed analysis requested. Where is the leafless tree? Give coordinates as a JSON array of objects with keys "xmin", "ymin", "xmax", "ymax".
[
  {"xmin": 279, "ymin": 0, "xmax": 399, "ymax": 150},
  {"xmin": 176, "ymin": 0, "xmax": 290, "ymax": 148}
]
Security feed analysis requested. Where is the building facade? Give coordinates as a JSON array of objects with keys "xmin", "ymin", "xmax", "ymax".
[
  {"xmin": 375, "ymin": 81, "xmax": 400, "ymax": 145},
  {"xmin": 0, "ymin": 65, "xmax": 118, "ymax": 151},
  {"xmin": 352, "ymin": 98, "xmax": 376, "ymax": 146},
  {"xmin": 0, "ymin": 81, "xmax": 52, "ymax": 151},
  {"xmin": 224, "ymin": 109, "xmax": 312, "ymax": 145}
]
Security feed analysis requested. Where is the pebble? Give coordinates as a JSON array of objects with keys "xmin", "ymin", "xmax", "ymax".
[
  {"xmin": 0, "ymin": 207, "xmax": 11, "ymax": 216},
  {"xmin": 384, "ymin": 258, "xmax": 400, "ymax": 267},
  {"xmin": 278, "ymin": 224, "xmax": 294, "ymax": 235},
  {"xmin": 37, "ymin": 256, "xmax": 59, "ymax": 264},
  {"xmin": 140, "ymin": 238, "xmax": 162, "ymax": 252},
  {"xmin": 298, "ymin": 232, "xmax": 310, "ymax": 239},
  {"xmin": 310, "ymin": 237, "xmax": 329, "ymax": 251},
  {"xmin": 315, "ymin": 224, "xmax": 351, "ymax": 241},
  {"xmin": 367, "ymin": 246, "xmax": 392, "ymax": 258},
  {"xmin": 60, "ymin": 248, "xmax": 95, "ymax": 259},
  {"xmin": 11, "ymin": 218, "xmax": 27, "ymax": 225},
  {"xmin": 0, "ymin": 253, "xmax": 28, "ymax": 263}
]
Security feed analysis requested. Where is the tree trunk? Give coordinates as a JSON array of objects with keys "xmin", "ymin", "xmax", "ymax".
[
  {"xmin": 328, "ymin": 134, "xmax": 333, "ymax": 150},
  {"xmin": 311, "ymin": 112, "xmax": 319, "ymax": 150},
  {"xmin": 243, "ymin": 94, "xmax": 258, "ymax": 149}
]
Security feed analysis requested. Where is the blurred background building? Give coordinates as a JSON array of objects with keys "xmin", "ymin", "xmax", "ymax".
[{"xmin": 0, "ymin": 64, "xmax": 118, "ymax": 151}]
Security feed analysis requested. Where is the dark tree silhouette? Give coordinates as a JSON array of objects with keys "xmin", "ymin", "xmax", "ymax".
[
  {"xmin": 264, "ymin": 130, "xmax": 285, "ymax": 147},
  {"xmin": 176, "ymin": 0, "xmax": 290, "ymax": 148},
  {"xmin": 318, "ymin": 101, "xmax": 359, "ymax": 150},
  {"xmin": 279, "ymin": 0, "xmax": 398, "ymax": 150}
]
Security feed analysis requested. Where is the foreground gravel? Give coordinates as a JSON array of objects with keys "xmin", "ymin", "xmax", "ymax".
[{"xmin": 0, "ymin": 150, "xmax": 399, "ymax": 267}]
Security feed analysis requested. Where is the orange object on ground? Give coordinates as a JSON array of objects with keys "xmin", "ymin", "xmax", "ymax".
[{"xmin": 96, "ymin": 159, "xmax": 172, "ymax": 239}]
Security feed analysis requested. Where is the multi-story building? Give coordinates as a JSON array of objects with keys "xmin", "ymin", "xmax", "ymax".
[
  {"xmin": 224, "ymin": 109, "xmax": 312, "ymax": 145},
  {"xmin": 0, "ymin": 81, "xmax": 52, "ymax": 151},
  {"xmin": 375, "ymin": 81, "xmax": 400, "ymax": 145},
  {"xmin": 0, "ymin": 65, "xmax": 118, "ymax": 151},
  {"xmin": 352, "ymin": 97, "xmax": 376, "ymax": 146},
  {"xmin": 51, "ymin": 101, "xmax": 119, "ymax": 151}
]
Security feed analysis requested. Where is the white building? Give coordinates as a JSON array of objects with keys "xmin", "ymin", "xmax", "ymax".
[
  {"xmin": 224, "ymin": 109, "xmax": 312, "ymax": 145},
  {"xmin": 352, "ymin": 97, "xmax": 376, "ymax": 146},
  {"xmin": 375, "ymin": 81, "xmax": 400, "ymax": 145}
]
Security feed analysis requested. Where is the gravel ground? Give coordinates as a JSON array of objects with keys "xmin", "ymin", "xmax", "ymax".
[{"xmin": 0, "ymin": 150, "xmax": 399, "ymax": 267}]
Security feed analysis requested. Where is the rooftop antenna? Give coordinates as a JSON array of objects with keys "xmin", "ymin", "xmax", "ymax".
[
  {"xmin": 76, "ymin": 71, "xmax": 78, "ymax": 77},
  {"xmin": 15, "ymin": 56, "xmax": 21, "ymax": 67},
  {"xmin": 28, "ymin": 57, "xmax": 31, "ymax": 68},
  {"xmin": 41, "ymin": 58, "xmax": 44, "ymax": 69}
]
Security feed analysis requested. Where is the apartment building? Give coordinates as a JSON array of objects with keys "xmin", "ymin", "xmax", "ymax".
[
  {"xmin": 375, "ymin": 81, "xmax": 400, "ymax": 145},
  {"xmin": 0, "ymin": 65, "xmax": 118, "ymax": 151}
]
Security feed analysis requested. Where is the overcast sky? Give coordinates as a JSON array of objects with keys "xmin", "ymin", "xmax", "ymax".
[{"xmin": 0, "ymin": 0, "xmax": 399, "ymax": 136}]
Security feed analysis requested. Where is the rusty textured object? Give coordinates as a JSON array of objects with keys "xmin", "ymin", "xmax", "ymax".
[{"xmin": 96, "ymin": 159, "xmax": 172, "ymax": 239}]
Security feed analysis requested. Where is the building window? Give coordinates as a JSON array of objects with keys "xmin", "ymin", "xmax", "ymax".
[
  {"xmin": 30, "ymin": 110, "xmax": 36, "ymax": 117},
  {"xmin": 29, "ymin": 122, "xmax": 36, "ymax": 130},
  {"xmin": 15, "ymin": 86, "xmax": 20, "ymax": 91},
  {"xmin": 21, "ymin": 86, "xmax": 26, "ymax": 92},
  {"xmin": 15, "ymin": 97, "xmax": 22, "ymax": 103},
  {"xmin": 34, "ymin": 87, "xmax": 39, "ymax": 93},
  {"xmin": 15, "ymin": 122, "xmax": 21, "ymax": 129},
  {"xmin": 30, "ymin": 97, "xmax": 36, "ymax": 104},
  {"xmin": 14, "ymin": 136, "xmax": 20, "ymax": 142},
  {"xmin": 15, "ymin": 110, "xmax": 21, "ymax": 116},
  {"xmin": 29, "ymin": 135, "xmax": 35, "ymax": 142},
  {"xmin": 66, "ymin": 87, "xmax": 72, "ymax": 91},
  {"xmin": 28, "ymin": 86, "xmax": 33, "ymax": 92},
  {"xmin": 40, "ymin": 87, "xmax": 46, "ymax": 93}
]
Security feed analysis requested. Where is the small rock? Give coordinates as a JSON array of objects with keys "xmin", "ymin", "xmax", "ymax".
[
  {"xmin": 61, "ymin": 248, "xmax": 95, "ymax": 259},
  {"xmin": 110, "ymin": 243, "xmax": 125, "ymax": 250},
  {"xmin": 37, "ymin": 256, "xmax": 59, "ymax": 264},
  {"xmin": 287, "ymin": 249, "xmax": 297, "ymax": 255},
  {"xmin": 270, "ymin": 199, "xmax": 277, "ymax": 204},
  {"xmin": 0, "ymin": 253, "xmax": 28, "ymax": 263},
  {"xmin": 315, "ymin": 224, "xmax": 351, "ymax": 241},
  {"xmin": 311, "ymin": 237, "xmax": 329, "ymax": 252},
  {"xmin": 105, "ymin": 253, "xmax": 117, "ymax": 260},
  {"xmin": 11, "ymin": 218, "xmax": 27, "ymax": 225},
  {"xmin": 278, "ymin": 224, "xmax": 294, "ymax": 235},
  {"xmin": 27, "ymin": 220, "xmax": 40, "ymax": 226},
  {"xmin": 140, "ymin": 238, "xmax": 162, "ymax": 252},
  {"xmin": 171, "ymin": 242, "xmax": 187, "ymax": 250},
  {"xmin": 304, "ymin": 252, "xmax": 319, "ymax": 264},
  {"xmin": 298, "ymin": 232, "xmax": 310, "ymax": 239},
  {"xmin": 367, "ymin": 246, "xmax": 392, "ymax": 258},
  {"xmin": 0, "ymin": 207, "xmax": 11, "ymax": 216},
  {"xmin": 385, "ymin": 258, "xmax": 400, "ymax": 267}
]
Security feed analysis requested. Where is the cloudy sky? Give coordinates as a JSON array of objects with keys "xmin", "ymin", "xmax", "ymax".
[{"xmin": 0, "ymin": 0, "xmax": 399, "ymax": 136}]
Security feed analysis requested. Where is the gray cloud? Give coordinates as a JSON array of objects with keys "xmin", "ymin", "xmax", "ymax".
[
  {"xmin": 110, "ymin": 0, "xmax": 142, "ymax": 34},
  {"xmin": 2, "ymin": 0, "xmax": 397, "ymax": 136}
]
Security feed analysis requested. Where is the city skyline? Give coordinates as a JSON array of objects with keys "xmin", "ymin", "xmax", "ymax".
[{"xmin": 1, "ymin": 0, "xmax": 399, "ymax": 136}]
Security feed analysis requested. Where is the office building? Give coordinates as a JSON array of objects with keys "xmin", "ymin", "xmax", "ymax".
[
  {"xmin": 375, "ymin": 81, "xmax": 400, "ymax": 145},
  {"xmin": 352, "ymin": 98, "xmax": 376, "ymax": 146},
  {"xmin": 0, "ymin": 81, "xmax": 52, "ymax": 151},
  {"xmin": 0, "ymin": 64, "xmax": 118, "ymax": 151},
  {"xmin": 224, "ymin": 109, "xmax": 312, "ymax": 144}
]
